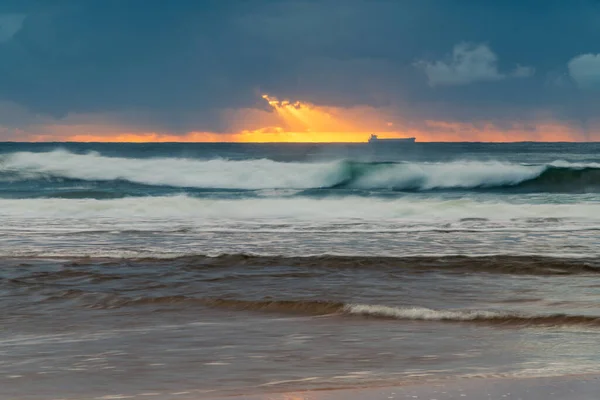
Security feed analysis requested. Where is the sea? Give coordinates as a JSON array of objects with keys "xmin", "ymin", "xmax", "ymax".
[{"xmin": 1, "ymin": 142, "xmax": 599, "ymax": 399}]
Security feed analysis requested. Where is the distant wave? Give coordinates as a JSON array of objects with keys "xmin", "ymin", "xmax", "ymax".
[
  {"xmin": 1, "ymin": 150, "xmax": 600, "ymax": 193},
  {"xmin": 333, "ymin": 160, "xmax": 600, "ymax": 193},
  {"xmin": 0, "ymin": 150, "xmax": 338, "ymax": 190}
]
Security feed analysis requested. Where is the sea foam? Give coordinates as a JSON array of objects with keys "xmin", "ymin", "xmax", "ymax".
[
  {"xmin": 2, "ymin": 150, "xmax": 599, "ymax": 192},
  {"xmin": 0, "ymin": 195, "xmax": 597, "ymax": 222}
]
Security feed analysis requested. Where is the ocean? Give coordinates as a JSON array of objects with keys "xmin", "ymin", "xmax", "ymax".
[{"xmin": 1, "ymin": 142, "xmax": 600, "ymax": 399}]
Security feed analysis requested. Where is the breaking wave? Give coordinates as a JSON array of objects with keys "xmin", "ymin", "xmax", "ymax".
[
  {"xmin": 46, "ymin": 292, "xmax": 600, "ymax": 328},
  {"xmin": 342, "ymin": 303, "xmax": 600, "ymax": 327},
  {"xmin": 1, "ymin": 150, "xmax": 600, "ymax": 193}
]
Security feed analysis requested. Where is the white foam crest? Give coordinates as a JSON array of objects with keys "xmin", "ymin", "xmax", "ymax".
[
  {"xmin": 350, "ymin": 161, "xmax": 544, "ymax": 189},
  {"xmin": 0, "ymin": 150, "xmax": 343, "ymax": 189},
  {"xmin": 549, "ymin": 159, "xmax": 600, "ymax": 169},
  {"xmin": 3, "ymin": 150, "xmax": 594, "ymax": 191},
  {"xmin": 0, "ymin": 195, "xmax": 597, "ymax": 221},
  {"xmin": 344, "ymin": 304, "xmax": 507, "ymax": 321}
]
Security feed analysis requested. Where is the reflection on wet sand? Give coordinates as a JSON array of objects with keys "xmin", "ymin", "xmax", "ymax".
[{"xmin": 215, "ymin": 375, "xmax": 600, "ymax": 400}]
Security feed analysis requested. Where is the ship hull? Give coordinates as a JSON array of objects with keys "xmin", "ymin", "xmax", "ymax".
[{"xmin": 368, "ymin": 137, "xmax": 416, "ymax": 144}]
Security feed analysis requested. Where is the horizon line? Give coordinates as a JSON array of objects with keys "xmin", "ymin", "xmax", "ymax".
[{"xmin": 0, "ymin": 140, "xmax": 598, "ymax": 144}]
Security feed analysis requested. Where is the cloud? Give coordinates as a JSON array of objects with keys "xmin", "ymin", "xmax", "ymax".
[
  {"xmin": 0, "ymin": 1, "xmax": 598, "ymax": 141},
  {"xmin": 512, "ymin": 65, "xmax": 535, "ymax": 78},
  {"xmin": 416, "ymin": 43, "xmax": 504, "ymax": 86},
  {"xmin": 568, "ymin": 53, "xmax": 600, "ymax": 88},
  {"xmin": 545, "ymin": 71, "xmax": 572, "ymax": 88},
  {"xmin": 0, "ymin": 13, "xmax": 25, "ymax": 42},
  {"xmin": 416, "ymin": 43, "xmax": 534, "ymax": 87}
]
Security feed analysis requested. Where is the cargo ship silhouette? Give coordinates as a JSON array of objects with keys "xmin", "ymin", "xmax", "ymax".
[{"xmin": 368, "ymin": 134, "xmax": 416, "ymax": 143}]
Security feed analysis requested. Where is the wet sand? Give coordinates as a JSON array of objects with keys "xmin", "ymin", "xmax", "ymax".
[{"xmin": 203, "ymin": 375, "xmax": 600, "ymax": 400}]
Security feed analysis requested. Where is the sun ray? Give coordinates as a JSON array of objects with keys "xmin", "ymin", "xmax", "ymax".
[{"xmin": 22, "ymin": 94, "xmax": 590, "ymax": 142}]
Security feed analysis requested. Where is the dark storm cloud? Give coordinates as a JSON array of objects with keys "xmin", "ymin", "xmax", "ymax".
[{"xmin": 0, "ymin": 0, "xmax": 599, "ymax": 133}]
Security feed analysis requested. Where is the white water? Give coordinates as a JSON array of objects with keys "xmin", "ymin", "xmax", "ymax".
[
  {"xmin": 345, "ymin": 304, "xmax": 513, "ymax": 321},
  {"xmin": 0, "ymin": 195, "xmax": 597, "ymax": 222},
  {"xmin": 349, "ymin": 161, "xmax": 543, "ymax": 189},
  {"xmin": 1, "ymin": 150, "xmax": 598, "ymax": 258},
  {"xmin": 2, "ymin": 150, "xmax": 596, "ymax": 190},
  {"xmin": 0, "ymin": 150, "xmax": 342, "ymax": 189}
]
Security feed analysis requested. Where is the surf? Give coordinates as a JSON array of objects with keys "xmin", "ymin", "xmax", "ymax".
[
  {"xmin": 58, "ymin": 294, "xmax": 600, "ymax": 328},
  {"xmin": 1, "ymin": 149, "xmax": 600, "ymax": 193},
  {"xmin": 0, "ymin": 195, "xmax": 598, "ymax": 221}
]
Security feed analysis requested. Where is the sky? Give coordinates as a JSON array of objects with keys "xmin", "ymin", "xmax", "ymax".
[{"xmin": 1, "ymin": 0, "xmax": 600, "ymax": 142}]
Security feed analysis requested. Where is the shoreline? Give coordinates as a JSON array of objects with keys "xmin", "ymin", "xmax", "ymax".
[{"xmin": 202, "ymin": 374, "xmax": 600, "ymax": 400}]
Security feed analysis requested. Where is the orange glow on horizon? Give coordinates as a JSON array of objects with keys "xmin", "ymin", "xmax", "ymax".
[
  {"xmin": 232, "ymin": 94, "xmax": 419, "ymax": 142},
  {"xmin": 36, "ymin": 125, "xmax": 585, "ymax": 143},
  {"xmin": 21, "ymin": 94, "xmax": 595, "ymax": 142}
]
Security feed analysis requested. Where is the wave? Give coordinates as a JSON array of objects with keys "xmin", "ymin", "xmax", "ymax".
[
  {"xmin": 0, "ymin": 195, "xmax": 597, "ymax": 222},
  {"xmin": 1, "ymin": 150, "xmax": 600, "ymax": 193},
  {"xmin": 11, "ymin": 255, "xmax": 600, "ymax": 277},
  {"xmin": 333, "ymin": 159, "xmax": 600, "ymax": 192},
  {"xmin": 343, "ymin": 303, "xmax": 600, "ymax": 327},
  {"xmin": 204, "ymin": 299, "xmax": 600, "ymax": 327},
  {"xmin": 46, "ymin": 292, "xmax": 600, "ymax": 328},
  {"xmin": 0, "ymin": 150, "xmax": 340, "ymax": 190},
  {"xmin": 171, "ymin": 254, "xmax": 600, "ymax": 275}
]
